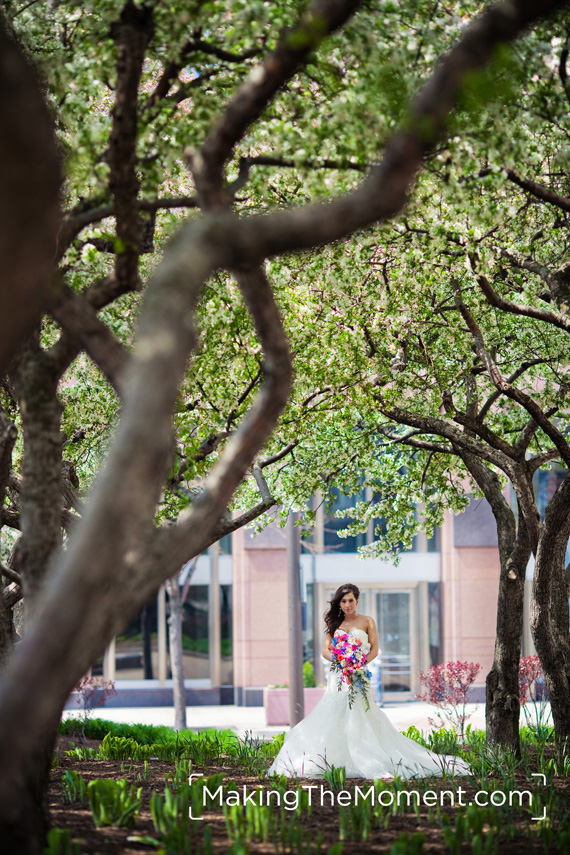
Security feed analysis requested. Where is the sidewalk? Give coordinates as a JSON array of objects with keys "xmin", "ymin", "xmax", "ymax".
[{"xmin": 62, "ymin": 700, "xmax": 490, "ymax": 739}]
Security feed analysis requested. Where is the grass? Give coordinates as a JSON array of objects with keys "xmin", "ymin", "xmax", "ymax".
[{"xmin": 59, "ymin": 716, "xmax": 237, "ymax": 746}]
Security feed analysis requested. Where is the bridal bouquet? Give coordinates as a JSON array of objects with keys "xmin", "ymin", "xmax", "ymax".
[{"xmin": 329, "ymin": 632, "xmax": 372, "ymax": 711}]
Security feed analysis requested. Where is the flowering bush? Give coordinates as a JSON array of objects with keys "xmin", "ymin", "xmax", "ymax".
[
  {"xmin": 416, "ymin": 660, "xmax": 481, "ymax": 740},
  {"xmin": 73, "ymin": 675, "xmax": 117, "ymax": 741},
  {"xmin": 519, "ymin": 654, "xmax": 543, "ymax": 703},
  {"xmin": 519, "ymin": 654, "xmax": 551, "ymax": 737},
  {"xmin": 329, "ymin": 632, "xmax": 372, "ymax": 711}
]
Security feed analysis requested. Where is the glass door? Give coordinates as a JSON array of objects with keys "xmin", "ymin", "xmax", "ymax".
[{"xmin": 376, "ymin": 591, "xmax": 411, "ymax": 695}]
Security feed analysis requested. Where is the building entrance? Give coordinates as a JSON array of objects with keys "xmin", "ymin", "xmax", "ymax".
[{"xmin": 375, "ymin": 591, "xmax": 412, "ymax": 696}]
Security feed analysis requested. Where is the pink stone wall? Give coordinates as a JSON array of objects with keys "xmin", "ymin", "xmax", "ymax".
[
  {"xmin": 443, "ymin": 545, "xmax": 499, "ymax": 680},
  {"xmin": 232, "ymin": 524, "xmax": 289, "ymax": 692}
]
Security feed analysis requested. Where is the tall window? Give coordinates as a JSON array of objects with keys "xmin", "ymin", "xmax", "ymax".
[
  {"xmin": 178, "ymin": 585, "xmax": 210, "ymax": 679},
  {"xmin": 111, "ymin": 596, "xmax": 158, "ymax": 680},
  {"xmin": 428, "ymin": 582, "xmax": 442, "ymax": 665},
  {"xmin": 536, "ymin": 465, "xmax": 566, "ymax": 519},
  {"xmin": 220, "ymin": 585, "xmax": 233, "ymax": 684},
  {"xmin": 376, "ymin": 592, "xmax": 411, "ymax": 692},
  {"xmin": 324, "ymin": 487, "xmax": 367, "ymax": 553}
]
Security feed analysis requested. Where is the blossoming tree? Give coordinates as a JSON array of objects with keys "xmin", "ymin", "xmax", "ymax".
[{"xmin": 0, "ymin": 1, "xmax": 569, "ymax": 851}]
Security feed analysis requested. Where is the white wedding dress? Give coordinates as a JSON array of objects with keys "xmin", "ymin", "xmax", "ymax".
[{"xmin": 267, "ymin": 629, "xmax": 471, "ymax": 780}]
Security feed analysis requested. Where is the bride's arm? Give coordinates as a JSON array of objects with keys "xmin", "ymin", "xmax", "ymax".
[
  {"xmin": 321, "ymin": 633, "xmax": 333, "ymax": 662},
  {"xmin": 365, "ymin": 618, "xmax": 379, "ymax": 664}
]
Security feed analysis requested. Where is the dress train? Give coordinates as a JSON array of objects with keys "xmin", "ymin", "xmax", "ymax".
[{"xmin": 267, "ymin": 629, "xmax": 471, "ymax": 780}]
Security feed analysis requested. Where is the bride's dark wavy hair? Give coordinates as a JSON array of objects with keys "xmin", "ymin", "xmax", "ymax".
[{"xmin": 324, "ymin": 583, "xmax": 360, "ymax": 637}]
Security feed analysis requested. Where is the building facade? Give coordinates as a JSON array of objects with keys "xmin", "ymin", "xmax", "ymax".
[{"xmin": 92, "ymin": 481, "xmax": 549, "ymax": 707}]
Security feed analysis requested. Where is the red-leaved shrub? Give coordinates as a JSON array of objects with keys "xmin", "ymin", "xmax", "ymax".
[{"xmin": 416, "ymin": 660, "xmax": 481, "ymax": 739}]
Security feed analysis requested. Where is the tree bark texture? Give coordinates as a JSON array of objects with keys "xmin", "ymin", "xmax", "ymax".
[
  {"xmin": 141, "ymin": 602, "xmax": 154, "ymax": 681},
  {"xmin": 10, "ymin": 342, "xmax": 63, "ymax": 611},
  {"xmin": 0, "ymin": 14, "xmax": 61, "ymax": 377},
  {"xmin": 108, "ymin": 1, "xmax": 154, "ymax": 292},
  {"xmin": 0, "ymin": 2, "xmax": 567, "ymax": 852},
  {"xmin": 0, "ymin": 407, "xmax": 17, "ymax": 665},
  {"xmin": 530, "ymin": 475, "xmax": 570, "ymax": 758},
  {"xmin": 166, "ymin": 577, "xmax": 187, "ymax": 731},
  {"xmin": 484, "ymin": 522, "xmax": 528, "ymax": 756}
]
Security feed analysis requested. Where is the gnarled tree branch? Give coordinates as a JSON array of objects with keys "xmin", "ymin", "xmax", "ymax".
[
  {"xmin": 46, "ymin": 279, "xmax": 128, "ymax": 397},
  {"xmin": 505, "ymin": 167, "xmax": 570, "ymax": 213},
  {"xmin": 0, "ymin": 13, "xmax": 61, "ymax": 376},
  {"xmin": 108, "ymin": 1, "xmax": 154, "ymax": 291},
  {"xmin": 454, "ymin": 285, "xmax": 570, "ymax": 468}
]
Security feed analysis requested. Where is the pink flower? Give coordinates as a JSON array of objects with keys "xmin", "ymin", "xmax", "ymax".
[{"xmin": 519, "ymin": 655, "xmax": 543, "ymax": 705}]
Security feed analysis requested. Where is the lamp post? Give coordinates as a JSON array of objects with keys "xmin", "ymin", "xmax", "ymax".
[{"xmin": 287, "ymin": 510, "xmax": 304, "ymax": 726}]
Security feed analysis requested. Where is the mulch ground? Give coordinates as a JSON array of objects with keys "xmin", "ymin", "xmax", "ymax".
[{"xmin": 50, "ymin": 735, "xmax": 569, "ymax": 854}]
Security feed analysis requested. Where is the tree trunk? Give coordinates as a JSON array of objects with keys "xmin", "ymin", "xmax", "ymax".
[
  {"xmin": 166, "ymin": 577, "xmax": 187, "ymax": 730},
  {"xmin": 0, "ymin": 346, "xmax": 64, "ymax": 851},
  {"xmin": 141, "ymin": 601, "xmax": 154, "ymax": 679},
  {"xmin": 11, "ymin": 341, "xmax": 63, "ymax": 612},
  {"xmin": 530, "ymin": 478, "xmax": 570, "ymax": 759},
  {"xmin": 0, "ymin": 407, "xmax": 17, "ymax": 665},
  {"xmin": 460, "ymin": 451, "xmax": 527, "ymax": 754},
  {"xmin": 0, "ymin": 598, "xmax": 13, "ymax": 669},
  {"xmin": 0, "ymin": 13, "xmax": 62, "ymax": 377},
  {"xmin": 0, "ymin": 725, "xmax": 57, "ymax": 855},
  {"xmin": 484, "ymin": 537, "xmax": 527, "ymax": 755}
]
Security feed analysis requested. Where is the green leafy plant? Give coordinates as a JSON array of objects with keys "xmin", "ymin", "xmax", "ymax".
[
  {"xmin": 468, "ymin": 743, "xmax": 521, "ymax": 779},
  {"xmin": 60, "ymin": 770, "xmax": 87, "ymax": 804},
  {"xmin": 165, "ymin": 758, "xmax": 191, "ymax": 792},
  {"xmin": 190, "ymin": 772, "xmax": 226, "ymax": 814},
  {"xmin": 401, "ymin": 725, "xmax": 429, "ymax": 747},
  {"xmin": 58, "ymin": 717, "xmax": 236, "ymax": 748},
  {"xmin": 150, "ymin": 785, "xmax": 190, "ymax": 833},
  {"xmin": 270, "ymin": 732, "xmax": 285, "ymax": 753},
  {"xmin": 97, "ymin": 733, "xmax": 157, "ymax": 761},
  {"xmin": 463, "ymin": 725, "xmax": 486, "ymax": 753},
  {"xmin": 323, "ymin": 764, "xmax": 346, "ymax": 791},
  {"xmin": 390, "ymin": 831, "xmax": 425, "ymax": 855},
  {"xmin": 303, "ymin": 661, "xmax": 316, "ymax": 687},
  {"xmin": 133, "ymin": 760, "xmax": 150, "ymax": 783},
  {"xmin": 442, "ymin": 811, "xmax": 466, "ymax": 855},
  {"xmin": 87, "ymin": 778, "xmax": 142, "ymax": 828},
  {"xmin": 43, "ymin": 828, "xmax": 80, "ymax": 855},
  {"xmin": 426, "ymin": 727, "xmax": 461, "ymax": 757},
  {"xmin": 339, "ymin": 798, "xmax": 372, "ymax": 842},
  {"xmin": 64, "ymin": 746, "xmax": 98, "ymax": 761},
  {"xmin": 130, "ymin": 778, "xmax": 205, "ymax": 854}
]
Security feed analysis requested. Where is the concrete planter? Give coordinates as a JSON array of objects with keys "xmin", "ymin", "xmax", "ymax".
[{"xmin": 263, "ymin": 687, "xmax": 326, "ymax": 726}]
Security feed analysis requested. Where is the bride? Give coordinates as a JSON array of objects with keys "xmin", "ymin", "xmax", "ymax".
[{"xmin": 267, "ymin": 583, "xmax": 471, "ymax": 780}]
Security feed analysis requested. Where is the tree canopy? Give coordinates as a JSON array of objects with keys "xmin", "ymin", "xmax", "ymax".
[
  {"xmin": 2, "ymin": 0, "xmax": 570, "ymax": 848},
  {"xmin": 4, "ymin": 0, "xmax": 569, "ymax": 550}
]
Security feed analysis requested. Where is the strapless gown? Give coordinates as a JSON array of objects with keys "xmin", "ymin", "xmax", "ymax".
[{"xmin": 267, "ymin": 628, "xmax": 471, "ymax": 780}]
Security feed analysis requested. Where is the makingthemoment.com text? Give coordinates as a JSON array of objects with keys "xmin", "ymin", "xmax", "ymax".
[{"xmin": 194, "ymin": 781, "xmax": 533, "ymax": 812}]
